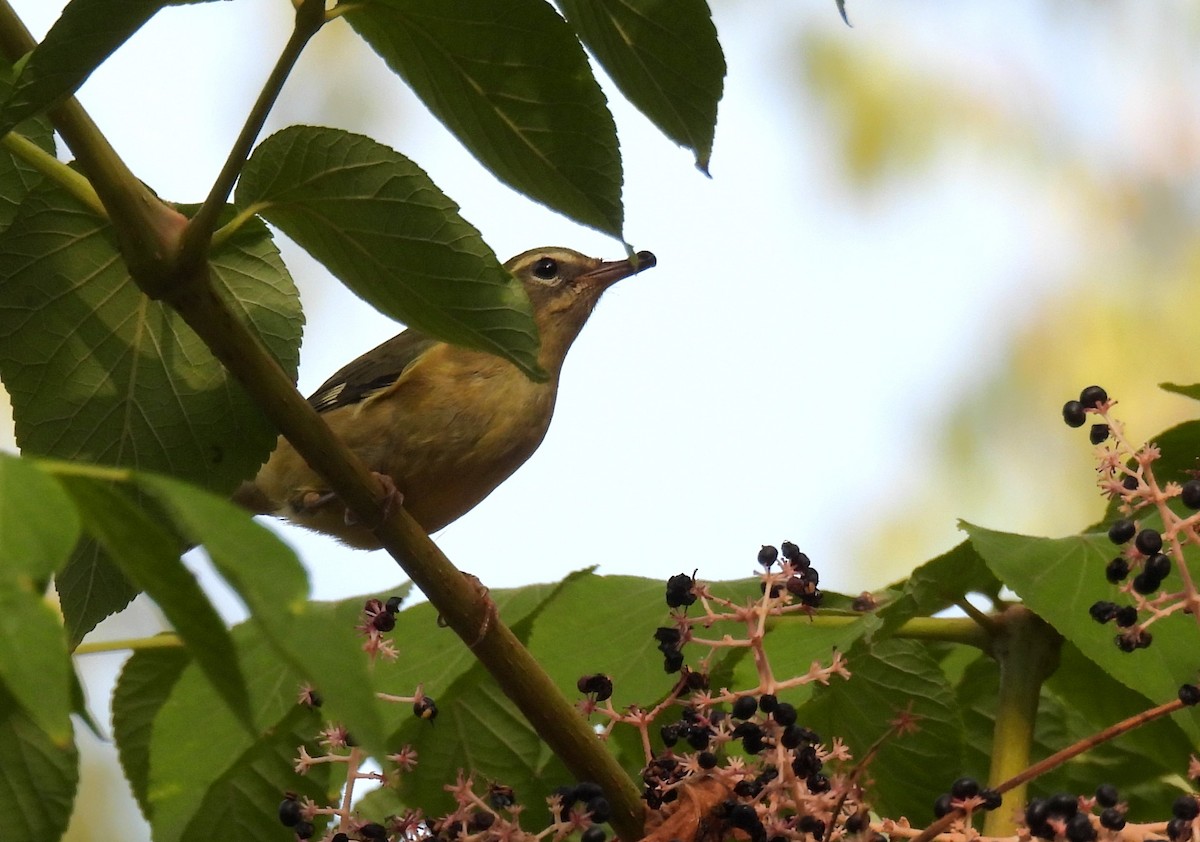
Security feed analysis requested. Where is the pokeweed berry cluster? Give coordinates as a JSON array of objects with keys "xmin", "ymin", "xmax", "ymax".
[
  {"xmin": 1063, "ymin": 386, "xmax": 1200, "ymax": 653},
  {"xmin": 576, "ymin": 546, "xmax": 874, "ymax": 842},
  {"xmin": 930, "ymin": 776, "xmax": 1002, "ymax": 821}
]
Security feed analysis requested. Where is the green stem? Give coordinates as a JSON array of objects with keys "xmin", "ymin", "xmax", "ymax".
[
  {"xmin": 982, "ymin": 605, "xmax": 1061, "ymax": 836},
  {"xmin": 181, "ymin": 0, "xmax": 325, "ymax": 260},
  {"xmin": 775, "ymin": 613, "xmax": 993, "ymax": 649},
  {"xmin": 1, "ymin": 131, "xmax": 106, "ymax": 216},
  {"xmin": 74, "ymin": 634, "xmax": 182, "ymax": 655}
]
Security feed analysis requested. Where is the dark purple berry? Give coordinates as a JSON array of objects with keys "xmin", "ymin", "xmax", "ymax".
[
  {"xmin": 660, "ymin": 723, "xmax": 680, "ymax": 747},
  {"xmin": 413, "ymin": 696, "xmax": 438, "ymax": 720},
  {"xmin": 807, "ymin": 773, "xmax": 831, "ymax": 794},
  {"xmin": 1182, "ymin": 480, "xmax": 1200, "ymax": 510},
  {"xmin": 1099, "ymin": 808, "xmax": 1125, "ymax": 831},
  {"xmin": 1108, "ymin": 519, "xmax": 1135, "ymax": 544},
  {"xmin": 729, "ymin": 803, "xmax": 760, "ymax": 831},
  {"xmin": 698, "ymin": 751, "xmax": 718, "ymax": 769},
  {"xmin": 1089, "ymin": 601, "xmax": 1118, "ymax": 624},
  {"xmin": 663, "ymin": 649, "xmax": 684, "ymax": 673},
  {"xmin": 1063, "ymin": 401, "xmax": 1087, "ymax": 428},
  {"xmin": 581, "ymin": 827, "xmax": 606, "ymax": 842},
  {"xmin": 1135, "ymin": 529, "xmax": 1163, "ymax": 555},
  {"xmin": 845, "ymin": 813, "xmax": 868, "ymax": 833},
  {"xmin": 1168, "ymin": 818, "xmax": 1191, "ymax": 841},
  {"xmin": 278, "ymin": 796, "xmax": 301, "ymax": 827},
  {"xmin": 951, "ymin": 777, "xmax": 980, "ymax": 800},
  {"xmin": 1132, "ymin": 571, "xmax": 1161, "ymax": 595},
  {"xmin": 1114, "ymin": 605, "xmax": 1138, "ymax": 627},
  {"xmin": 1146, "ymin": 553, "xmax": 1172, "ymax": 580},
  {"xmin": 772, "ymin": 702, "xmax": 797, "ymax": 727},
  {"xmin": 1090, "ymin": 424, "xmax": 1110, "ymax": 445},
  {"xmin": 360, "ymin": 823, "xmax": 388, "ymax": 840},
  {"xmin": 1105, "ymin": 557, "xmax": 1130, "ymax": 583},
  {"xmin": 665, "ymin": 573, "xmax": 697, "ymax": 608},
  {"xmin": 1095, "ymin": 784, "xmax": 1119, "ymax": 808},
  {"xmin": 372, "ymin": 611, "xmax": 396, "ymax": 632},
  {"xmin": 732, "ymin": 695, "xmax": 758, "ymax": 720},
  {"xmin": 1047, "ymin": 792, "xmax": 1079, "ymax": 817},
  {"xmin": 1173, "ymin": 795, "xmax": 1199, "ymax": 821},
  {"xmin": 577, "ymin": 673, "xmax": 614, "ymax": 701},
  {"xmin": 1180, "ymin": 684, "xmax": 1200, "ymax": 706},
  {"xmin": 587, "ymin": 796, "xmax": 611, "ymax": 823},
  {"xmin": 384, "ymin": 595, "xmax": 403, "ymax": 614},
  {"xmin": 758, "ymin": 545, "xmax": 779, "ymax": 567},
  {"xmin": 294, "ymin": 820, "xmax": 315, "ymax": 840},
  {"xmin": 758, "ymin": 693, "xmax": 779, "ymax": 713},
  {"xmin": 1065, "ymin": 812, "xmax": 1096, "ymax": 842},
  {"xmin": 933, "ymin": 793, "xmax": 954, "ymax": 818},
  {"xmin": 980, "ymin": 789, "xmax": 1002, "ymax": 810},
  {"xmin": 1080, "ymin": 385, "xmax": 1108, "ymax": 408},
  {"xmin": 1123, "ymin": 475, "xmax": 1140, "ymax": 491}
]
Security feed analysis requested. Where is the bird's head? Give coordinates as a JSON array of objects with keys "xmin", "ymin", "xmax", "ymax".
[{"xmin": 505, "ymin": 247, "xmax": 656, "ymax": 377}]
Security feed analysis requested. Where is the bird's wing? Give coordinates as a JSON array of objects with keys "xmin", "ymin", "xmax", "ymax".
[{"xmin": 307, "ymin": 328, "xmax": 439, "ymax": 413}]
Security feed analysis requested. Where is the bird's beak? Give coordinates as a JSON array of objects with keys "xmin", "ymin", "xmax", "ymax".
[{"xmin": 581, "ymin": 250, "xmax": 657, "ymax": 290}]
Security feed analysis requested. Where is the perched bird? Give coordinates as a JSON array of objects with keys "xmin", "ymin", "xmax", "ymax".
[{"xmin": 234, "ymin": 246, "xmax": 656, "ymax": 548}]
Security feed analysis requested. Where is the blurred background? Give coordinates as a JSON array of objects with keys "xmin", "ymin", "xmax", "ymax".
[{"xmin": 6, "ymin": 0, "xmax": 1200, "ymax": 838}]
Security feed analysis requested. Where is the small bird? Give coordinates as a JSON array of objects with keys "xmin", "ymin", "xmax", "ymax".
[{"xmin": 234, "ymin": 246, "xmax": 656, "ymax": 548}]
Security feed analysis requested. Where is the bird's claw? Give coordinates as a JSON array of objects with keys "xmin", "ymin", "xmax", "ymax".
[{"xmin": 344, "ymin": 471, "xmax": 404, "ymax": 527}]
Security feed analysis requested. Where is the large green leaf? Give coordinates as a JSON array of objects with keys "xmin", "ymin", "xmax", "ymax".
[
  {"xmin": 555, "ymin": 0, "xmax": 724, "ymax": 173},
  {"xmin": 0, "ymin": 186, "xmax": 301, "ymax": 491},
  {"xmin": 58, "ymin": 476, "xmax": 252, "ymax": 728},
  {"xmin": 804, "ymin": 637, "xmax": 963, "ymax": 819},
  {"xmin": 0, "ymin": 681, "xmax": 78, "ymax": 842},
  {"xmin": 964, "ymin": 523, "xmax": 1200, "ymax": 743},
  {"xmin": 0, "ymin": 455, "xmax": 76, "ymax": 743},
  {"xmin": 55, "ymin": 537, "xmax": 140, "ymax": 647},
  {"xmin": 344, "ymin": 0, "xmax": 623, "ymax": 236},
  {"xmin": 148, "ymin": 629, "xmax": 329, "ymax": 842},
  {"xmin": 136, "ymin": 473, "xmax": 390, "ymax": 751},
  {"xmin": 236, "ymin": 126, "xmax": 542, "ymax": 377},
  {"xmin": 112, "ymin": 645, "xmax": 192, "ymax": 815}
]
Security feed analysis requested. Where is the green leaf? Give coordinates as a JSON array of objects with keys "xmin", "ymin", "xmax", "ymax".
[
  {"xmin": 136, "ymin": 473, "xmax": 389, "ymax": 750},
  {"xmin": 1160, "ymin": 382, "xmax": 1200, "ymax": 401},
  {"xmin": 0, "ymin": 64, "xmax": 55, "ymax": 233},
  {"xmin": 0, "ymin": 453, "xmax": 80, "ymax": 581},
  {"xmin": 527, "ymin": 572, "xmax": 682, "ymax": 712},
  {"xmin": 875, "ymin": 541, "xmax": 1001, "ymax": 637},
  {"xmin": 0, "ymin": 591, "xmax": 71, "ymax": 746},
  {"xmin": 0, "ymin": 680, "xmax": 78, "ymax": 842},
  {"xmin": 0, "ymin": 455, "xmax": 77, "ymax": 742},
  {"xmin": 805, "ymin": 637, "xmax": 963, "ymax": 819},
  {"xmin": 112, "ymin": 645, "xmax": 192, "ymax": 815},
  {"xmin": 964, "ymin": 523, "xmax": 1200, "ymax": 742},
  {"xmin": 344, "ymin": 0, "xmax": 623, "ymax": 235},
  {"xmin": 148, "ymin": 629, "xmax": 328, "ymax": 842},
  {"xmin": 55, "ymin": 538, "xmax": 139, "ymax": 646},
  {"xmin": 555, "ymin": 0, "xmax": 724, "ymax": 173},
  {"xmin": 0, "ymin": 0, "xmax": 166, "ymax": 135},
  {"xmin": 237, "ymin": 126, "xmax": 542, "ymax": 377},
  {"xmin": 0, "ymin": 186, "xmax": 301, "ymax": 492},
  {"xmin": 0, "ymin": 180, "xmax": 301, "ymax": 638},
  {"xmin": 57, "ymin": 475, "xmax": 252, "ymax": 728}
]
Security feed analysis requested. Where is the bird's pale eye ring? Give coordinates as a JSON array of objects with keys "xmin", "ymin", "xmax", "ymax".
[{"xmin": 532, "ymin": 257, "xmax": 559, "ymax": 280}]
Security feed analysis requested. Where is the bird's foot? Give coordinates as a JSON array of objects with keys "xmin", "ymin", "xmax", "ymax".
[
  {"xmin": 344, "ymin": 471, "xmax": 404, "ymax": 527},
  {"xmin": 437, "ymin": 572, "xmax": 497, "ymax": 648}
]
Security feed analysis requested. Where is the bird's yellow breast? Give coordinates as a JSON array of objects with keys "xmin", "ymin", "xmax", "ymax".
[{"xmin": 252, "ymin": 344, "xmax": 558, "ymax": 547}]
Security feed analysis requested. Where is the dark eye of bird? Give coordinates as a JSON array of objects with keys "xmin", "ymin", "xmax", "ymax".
[{"xmin": 532, "ymin": 257, "xmax": 558, "ymax": 280}]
